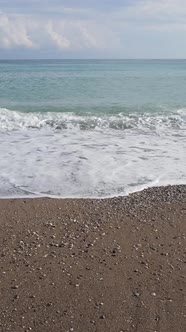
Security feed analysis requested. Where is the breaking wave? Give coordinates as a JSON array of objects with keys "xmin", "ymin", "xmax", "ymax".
[{"xmin": 0, "ymin": 107, "xmax": 185, "ymax": 135}]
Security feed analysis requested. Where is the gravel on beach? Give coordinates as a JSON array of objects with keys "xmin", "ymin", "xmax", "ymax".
[{"xmin": 0, "ymin": 185, "xmax": 185, "ymax": 332}]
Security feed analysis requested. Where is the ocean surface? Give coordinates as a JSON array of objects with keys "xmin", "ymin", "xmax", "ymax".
[{"xmin": 0, "ymin": 59, "xmax": 185, "ymax": 198}]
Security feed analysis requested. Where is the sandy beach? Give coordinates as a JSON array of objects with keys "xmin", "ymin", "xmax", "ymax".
[{"xmin": 0, "ymin": 185, "xmax": 185, "ymax": 332}]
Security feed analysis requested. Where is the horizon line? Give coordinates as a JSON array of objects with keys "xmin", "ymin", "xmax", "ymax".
[{"xmin": 1, "ymin": 58, "xmax": 186, "ymax": 61}]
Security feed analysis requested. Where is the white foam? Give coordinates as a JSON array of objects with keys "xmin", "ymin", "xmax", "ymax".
[
  {"xmin": 0, "ymin": 107, "xmax": 185, "ymax": 198},
  {"xmin": 0, "ymin": 107, "xmax": 185, "ymax": 134},
  {"xmin": 177, "ymin": 108, "xmax": 186, "ymax": 115}
]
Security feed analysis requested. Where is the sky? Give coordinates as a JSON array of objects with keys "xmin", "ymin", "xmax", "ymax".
[{"xmin": 0, "ymin": 0, "xmax": 186, "ymax": 59}]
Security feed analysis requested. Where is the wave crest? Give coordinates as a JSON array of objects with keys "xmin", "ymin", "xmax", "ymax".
[{"xmin": 0, "ymin": 107, "xmax": 185, "ymax": 134}]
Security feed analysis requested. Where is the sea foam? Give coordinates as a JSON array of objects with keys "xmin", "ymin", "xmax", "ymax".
[
  {"xmin": 0, "ymin": 107, "xmax": 185, "ymax": 135},
  {"xmin": 0, "ymin": 107, "xmax": 185, "ymax": 198}
]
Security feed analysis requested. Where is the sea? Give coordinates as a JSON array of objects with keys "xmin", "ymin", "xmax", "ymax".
[{"xmin": 0, "ymin": 59, "xmax": 185, "ymax": 198}]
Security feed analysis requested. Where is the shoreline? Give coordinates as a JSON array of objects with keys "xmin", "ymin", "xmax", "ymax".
[
  {"xmin": 0, "ymin": 183, "xmax": 186, "ymax": 201},
  {"xmin": 0, "ymin": 185, "xmax": 185, "ymax": 331}
]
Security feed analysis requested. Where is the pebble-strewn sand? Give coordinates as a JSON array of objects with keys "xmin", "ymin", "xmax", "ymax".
[{"xmin": 0, "ymin": 185, "xmax": 185, "ymax": 332}]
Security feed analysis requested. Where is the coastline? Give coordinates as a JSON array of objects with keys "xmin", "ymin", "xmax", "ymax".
[{"xmin": 0, "ymin": 185, "xmax": 185, "ymax": 331}]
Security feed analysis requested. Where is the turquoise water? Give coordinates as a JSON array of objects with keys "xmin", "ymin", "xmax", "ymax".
[
  {"xmin": 1, "ymin": 59, "xmax": 186, "ymax": 113},
  {"xmin": 0, "ymin": 60, "xmax": 185, "ymax": 197}
]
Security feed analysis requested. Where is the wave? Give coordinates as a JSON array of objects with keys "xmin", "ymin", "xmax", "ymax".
[{"xmin": 0, "ymin": 107, "xmax": 185, "ymax": 134}]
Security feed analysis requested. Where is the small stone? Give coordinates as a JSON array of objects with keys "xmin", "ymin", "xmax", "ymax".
[
  {"xmin": 100, "ymin": 315, "xmax": 105, "ymax": 319},
  {"xmin": 46, "ymin": 302, "xmax": 53, "ymax": 307},
  {"xmin": 133, "ymin": 291, "xmax": 140, "ymax": 297},
  {"xmin": 13, "ymin": 294, "xmax": 19, "ymax": 300}
]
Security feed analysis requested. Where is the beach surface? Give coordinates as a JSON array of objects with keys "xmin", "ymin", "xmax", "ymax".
[{"xmin": 0, "ymin": 185, "xmax": 185, "ymax": 332}]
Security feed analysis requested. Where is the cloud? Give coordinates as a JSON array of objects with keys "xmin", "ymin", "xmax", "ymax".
[
  {"xmin": 78, "ymin": 24, "xmax": 100, "ymax": 48},
  {"xmin": 0, "ymin": 0, "xmax": 186, "ymax": 57},
  {"xmin": 114, "ymin": 0, "xmax": 186, "ymax": 25},
  {"xmin": 0, "ymin": 13, "xmax": 34, "ymax": 48},
  {"xmin": 0, "ymin": 11, "xmax": 118, "ymax": 52},
  {"xmin": 46, "ymin": 21, "xmax": 71, "ymax": 49}
]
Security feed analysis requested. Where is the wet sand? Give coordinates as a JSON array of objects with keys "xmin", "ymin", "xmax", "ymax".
[{"xmin": 0, "ymin": 185, "xmax": 186, "ymax": 332}]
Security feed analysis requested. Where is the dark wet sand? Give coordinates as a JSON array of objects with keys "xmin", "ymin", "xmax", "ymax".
[{"xmin": 0, "ymin": 185, "xmax": 186, "ymax": 332}]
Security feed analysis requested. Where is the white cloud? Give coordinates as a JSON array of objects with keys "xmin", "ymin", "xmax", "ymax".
[
  {"xmin": 46, "ymin": 21, "xmax": 71, "ymax": 49},
  {"xmin": 1, "ymin": 1, "xmax": 186, "ymax": 57},
  {"xmin": 76, "ymin": 24, "xmax": 100, "ymax": 48},
  {"xmin": 0, "ymin": 13, "xmax": 34, "ymax": 48},
  {"xmin": 114, "ymin": 0, "xmax": 186, "ymax": 25},
  {"xmin": 0, "ymin": 11, "xmax": 116, "ymax": 52}
]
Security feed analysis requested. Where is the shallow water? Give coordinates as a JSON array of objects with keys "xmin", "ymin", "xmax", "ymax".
[{"xmin": 0, "ymin": 59, "xmax": 185, "ymax": 197}]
